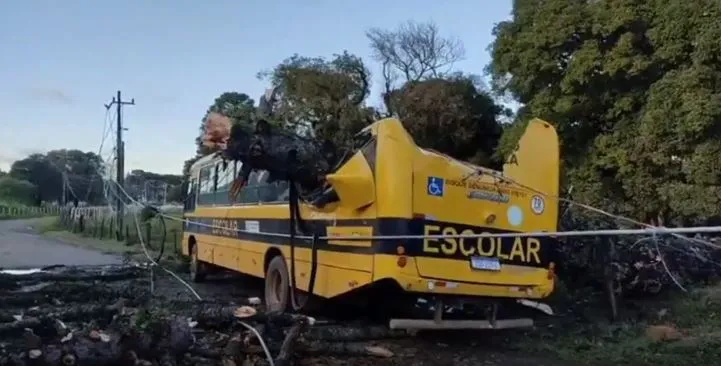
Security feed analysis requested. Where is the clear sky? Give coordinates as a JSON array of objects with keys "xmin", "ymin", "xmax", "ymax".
[{"xmin": 0, "ymin": 0, "xmax": 512, "ymax": 175}]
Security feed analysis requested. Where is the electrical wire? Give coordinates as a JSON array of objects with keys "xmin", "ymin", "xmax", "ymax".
[
  {"xmin": 53, "ymin": 106, "xmax": 288, "ymax": 365},
  {"xmin": 470, "ymin": 169, "xmax": 721, "ymax": 249},
  {"xmin": 433, "ymin": 150, "xmax": 720, "ymax": 250},
  {"xmin": 69, "ymin": 107, "xmax": 719, "ymax": 363},
  {"xmin": 159, "ymin": 211, "xmax": 721, "ymax": 241},
  {"xmin": 106, "ymin": 178, "xmax": 203, "ymax": 300},
  {"xmin": 237, "ymin": 320, "xmax": 275, "ymax": 366},
  {"xmin": 82, "ymin": 108, "xmax": 116, "ymax": 203},
  {"xmin": 106, "ymin": 177, "xmax": 275, "ymax": 365}
]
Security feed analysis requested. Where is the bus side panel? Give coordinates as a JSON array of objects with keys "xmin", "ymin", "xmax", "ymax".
[
  {"xmin": 182, "ymin": 232, "xmax": 192, "ymax": 256},
  {"xmin": 212, "ymin": 243, "xmax": 242, "ymax": 272},
  {"xmin": 190, "ymin": 233, "xmax": 266, "ymax": 277},
  {"xmin": 278, "ymin": 246, "xmax": 374, "ymax": 298},
  {"xmin": 197, "ymin": 240, "xmax": 214, "ymax": 263},
  {"xmin": 185, "ymin": 222, "xmax": 376, "ymax": 299},
  {"xmin": 372, "ymin": 119, "xmax": 417, "ymax": 282}
]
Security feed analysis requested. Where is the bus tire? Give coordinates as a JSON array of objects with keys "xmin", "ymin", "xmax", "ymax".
[
  {"xmin": 265, "ymin": 255, "xmax": 290, "ymax": 312},
  {"xmin": 189, "ymin": 243, "xmax": 207, "ymax": 283}
]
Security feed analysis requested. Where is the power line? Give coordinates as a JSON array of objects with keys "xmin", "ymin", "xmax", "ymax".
[{"xmin": 105, "ymin": 90, "xmax": 135, "ymax": 240}]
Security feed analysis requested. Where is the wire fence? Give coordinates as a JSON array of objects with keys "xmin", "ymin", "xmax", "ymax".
[
  {"xmin": 55, "ymin": 205, "xmax": 184, "ymax": 256},
  {"xmin": 0, "ymin": 205, "xmax": 62, "ymax": 220}
]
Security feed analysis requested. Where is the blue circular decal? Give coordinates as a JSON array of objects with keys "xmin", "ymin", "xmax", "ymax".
[{"xmin": 507, "ymin": 205, "xmax": 523, "ymax": 226}]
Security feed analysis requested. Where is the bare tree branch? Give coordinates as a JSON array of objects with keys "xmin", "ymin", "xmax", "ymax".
[
  {"xmin": 366, "ymin": 20, "xmax": 465, "ymax": 115},
  {"xmin": 366, "ymin": 20, "xmax": 465, "ymax": 83}
]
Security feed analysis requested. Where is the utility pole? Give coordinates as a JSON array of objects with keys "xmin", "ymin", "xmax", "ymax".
[
  {"xmin": 61, "ymin": 175, "xmax": 67, "ymax": 206},
  {"xmin": 105, "ymin": 90, "xmax": 135, "ymax": 240}
]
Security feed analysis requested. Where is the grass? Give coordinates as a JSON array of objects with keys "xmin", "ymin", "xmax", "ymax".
[
  {"xmin": 519, "ymin": 283, "xmax": 721, "ymax": 365},
  {"xmin": 38, "ymin": 213, "xmax": 187, "ymax": 267}
]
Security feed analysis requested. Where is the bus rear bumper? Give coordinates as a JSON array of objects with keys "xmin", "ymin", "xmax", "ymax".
[
  {"xmin": 389, "ymin": 317, "xmax": 534, "ymax": 330},
  {"xmin": 388, "ymin": 298, "xmax": 551, "ymax": 331},
  {"xmin": 392, "ymin": 273, "xmax": 555, "ymax": 300}
]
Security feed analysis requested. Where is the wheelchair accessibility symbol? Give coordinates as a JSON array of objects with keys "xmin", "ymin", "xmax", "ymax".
[{"xmin": 427, "ymin": 177, "xmax": 444, "ymax": 197}]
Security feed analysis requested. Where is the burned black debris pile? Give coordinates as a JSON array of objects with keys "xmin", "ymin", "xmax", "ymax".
[
  {"xmin": 556, "ymin": 207, "xmax": 721, "ymax": 300},
  {"xmin": 0, "ymin": 265, "xmax": 404, "ymax": 366},
  {"xmin": 201, "ymin": 111, "xmax": 362, "ymax": 204}
]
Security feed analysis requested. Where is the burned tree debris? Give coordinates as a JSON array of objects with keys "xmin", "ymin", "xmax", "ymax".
[
  {"xmin": 0, "ymin": 265, "xmax": 402, "ymax": 366},
  {"xmin": 200, "ymin": 107, "xmax": 366, "ymax": 205}
]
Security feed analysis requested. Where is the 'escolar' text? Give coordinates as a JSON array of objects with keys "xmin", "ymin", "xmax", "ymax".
[{"xmin": 422, "ymin": 224, "xmax": 541, "ymax": 264}]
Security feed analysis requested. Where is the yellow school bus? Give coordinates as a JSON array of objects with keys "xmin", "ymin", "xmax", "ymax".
[{"xmin": 181, "ymin": 117, "xmax": 560, "ymax": 329}]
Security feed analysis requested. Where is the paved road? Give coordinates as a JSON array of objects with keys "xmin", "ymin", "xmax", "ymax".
[{"xmin": 0, "ymin": 218, "xmax": 121, "ymax": 269}]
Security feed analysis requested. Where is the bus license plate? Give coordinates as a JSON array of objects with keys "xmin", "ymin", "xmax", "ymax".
[{"xmin": 470, "ymin": 256, "xmax": 501, "ymax": 271}]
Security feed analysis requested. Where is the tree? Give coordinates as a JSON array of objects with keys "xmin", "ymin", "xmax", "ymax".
[
  {"xmin": 9, "ymin": 150, "xmax": 105, "ymax": 205},
  {"xmin": 10, "ymin": 153, "xmax": 61, "ymax": 204},
  {"xmin": 487, "ymin": 0, "xmax": 721, "ymax": 224},
  {"xmin": 366, "ymin": 20, "xmax": 466, "ymax": 115},
  {"xmin": 391, "ymin": 74, "xmax": 505, "ymax": 167},
  {"xmin": 195, "ymin": 92, "xmax": 256, "ymax": 156},
  {"xmin": 166, "ymin": 183, "xmax": 184, "ymax": 203},
  {"xmin": 261, "ymin": 51, "xmax": 375, "ymax": 145},
  {"xmin": 124, "ymin": 169, "xmax": 183, "ymax": 203},
  {"xmin": 185, "ymin": 92, "xmax": 256, "ymax": 199},
  {"xmin": 0, "ymin": 176, "xmax": 37, "ymax": 206}
]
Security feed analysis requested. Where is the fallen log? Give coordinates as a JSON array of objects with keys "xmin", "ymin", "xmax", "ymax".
[
  {"xmin": 275, "ymin": 318, "xmax": 309, "ymax": 366},
  {"xmin": 183, "ymin": 305, "xmax": 309, "ymax": 331},
  {"xmin": 0, "ymin": 281, "xmax": 149, "ymax": 308},
  {"xmin": 12, "ymin": 314, "xmax": 194, "ymax": 365},
  {"xmin": 0, "ymin": 300, "xmax": 127, "ymax": 336},
  {"xmin": 301, "ymin": 341, "xmax": 395, "ymax": 358},
  {"xmin": 0, "ymin": 267, "xmax": 145, "ymax": 290},
  {"xmin": 305, "ymin": 325, "xmax": 410, "ymax": 341}
]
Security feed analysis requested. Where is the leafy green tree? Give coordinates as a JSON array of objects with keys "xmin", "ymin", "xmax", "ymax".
[
  {"xmin": 166, "ymin": 183, "xmax": 184, "ymax": 203},
  {"xmin": 125, "ymin": 169, "xmax": 183, "ymax": 203},
  {"xmin": 0, "ymin": 176, "xmax": 37, "ymax": 206},
  {"xmin": 366, "ymin": 21, "xmax": 504, "ymax": 166},
  {"xmin": 10, "ymin": 153, "xmax": 61, "ymax": 204},
  {"xmin": 391, "ymin": 74, "xmax": 506, "ymax": 167},
  {"xmin": 9, "ymin": 150, "xmax": 105, "ymax": 205},
  {"xmin": 487, "ymin": 0, "xmax": 721, "ymax": 224},
  {"xmin": 260, "ymin": 51, "xmax": 375, "ymax": 145}
]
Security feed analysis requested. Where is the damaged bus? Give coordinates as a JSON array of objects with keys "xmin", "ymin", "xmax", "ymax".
[{"xmin": 181, "ymin": 117, "xmax": 559, "ymax": 330}]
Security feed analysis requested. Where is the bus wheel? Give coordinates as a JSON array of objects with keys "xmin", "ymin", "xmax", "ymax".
[
  {"xmin": 189, "ymin": 244, "xmax": 206, "ymax": 283},
  {"xmin": 265, "ymin": 256, "xmax": 289, "ymax": 312}
]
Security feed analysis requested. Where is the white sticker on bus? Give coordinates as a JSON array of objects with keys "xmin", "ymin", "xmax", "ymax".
[{"xmin": 245, "ymin": 220, "xmax": 260, "ymax": 233}]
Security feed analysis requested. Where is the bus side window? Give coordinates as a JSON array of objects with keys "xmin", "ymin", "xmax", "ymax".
[
  {"xmin": 240, "ymin": 171, "xmax": 261, "ymax": 204},
  {"xmin": 230, "ymin": 166, "xmax": 282, "ymax": 205},
  {"xmin": 197, "ymin": 165, "xmax": 214, "ymax": 205},
  {"xmin": 276, "ymin": 181, "xmax": 290, "ymax": 202},
  {"xmin": 257, "ymin": 171, "xmax": 283, "ymax": 203},
  {"xmin": 188, "ymin": 178, "xmax": 198, "ymax": 211},
  {"xmin": 215, "ymin": 161, "xmax": 233, "ymax": 205}
]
